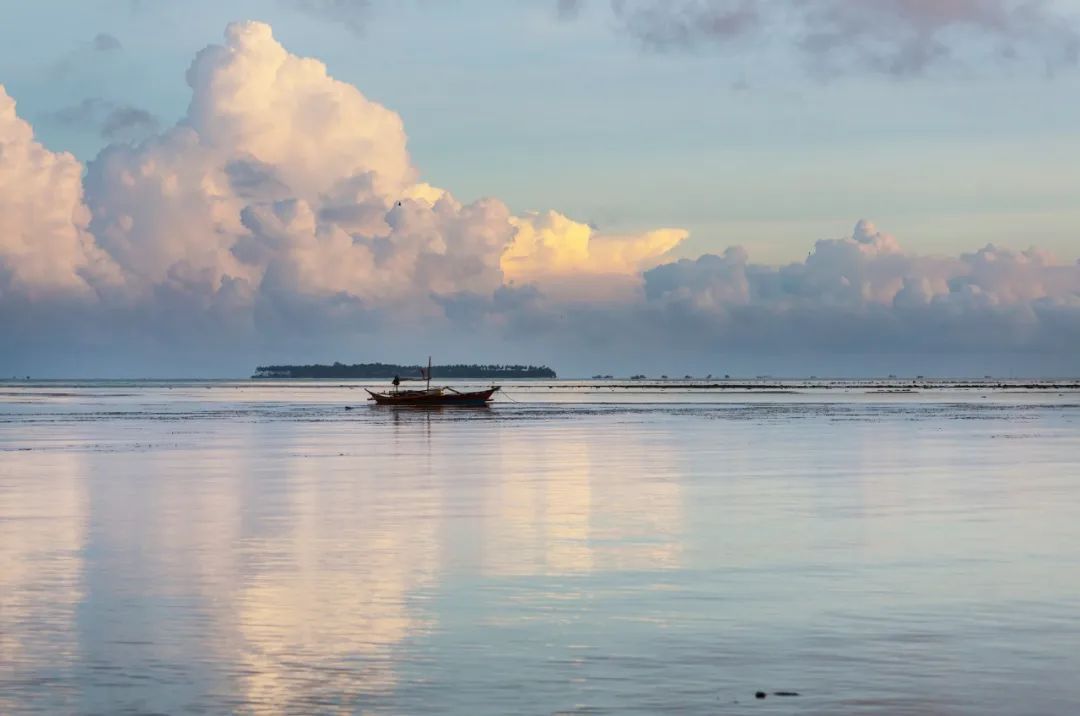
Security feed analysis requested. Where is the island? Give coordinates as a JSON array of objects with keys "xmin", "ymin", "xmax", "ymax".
[{"xmin": 253, "ymin": 362, "xmax": 556, "ymax": 379}]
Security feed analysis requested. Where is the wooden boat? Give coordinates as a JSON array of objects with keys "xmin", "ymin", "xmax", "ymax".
[
  {"xmin": 365, "ymin": 357, "xmax": 500, "ymax": 406},
  {"xmin": 365, "ymin": 386, "xmax": 500, "ymax": 406}
]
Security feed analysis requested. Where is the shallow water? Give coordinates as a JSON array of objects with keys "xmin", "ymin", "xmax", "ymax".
[{"xmin": 2, "ymin": 381, "xmax": 1079, "ymax": 714}]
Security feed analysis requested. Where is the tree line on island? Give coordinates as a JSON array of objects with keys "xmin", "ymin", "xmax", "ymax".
[{"xmin": 253, "ymin": 362, "xmax": 557, "ymax": 379}]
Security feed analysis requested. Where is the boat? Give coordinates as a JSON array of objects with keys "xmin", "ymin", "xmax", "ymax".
[
  {"xmin": 366, "ymin": 386, "xmax": 499, "ymax": 406},
  {"xmin": 365, "ymin": 357, "xmax": 500, "ymax": 406}
]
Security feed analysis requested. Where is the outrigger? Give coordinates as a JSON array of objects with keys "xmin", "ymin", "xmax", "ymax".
[{"xmin": 365, "ymin": 357, "xmax": 500, "ymax": 406}]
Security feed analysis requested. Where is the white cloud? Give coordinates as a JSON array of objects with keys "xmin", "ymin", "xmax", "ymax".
[
  {"xmin": 77, "ymin": 21, "xmax": 680, "ymax": 317},
  {"xmin": 640, "ymin": 221, "xmax": 1080, "ymax": 360},
  {"xmin": 1, "ymin": 21, "xmax": 1078, "ymax": 376},
  {"xmin": 184, "ymin": 21, "xmax": 414, "ymax": 199},
  {"xmin": 645, "ymin": 220, "xmax": 1080, "ymax": 311},
  {"xmin": 0, "ymin": 87, "xmax": 121, "ymax": 301},
  {"xmin": 504, "ymin": 210, "xmax": 686, "ymax": 283}
]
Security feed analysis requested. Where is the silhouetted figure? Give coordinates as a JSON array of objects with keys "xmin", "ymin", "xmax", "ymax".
[{"xmin": 392, "ymin": 375, "xmax": 400, "ymax": 387}]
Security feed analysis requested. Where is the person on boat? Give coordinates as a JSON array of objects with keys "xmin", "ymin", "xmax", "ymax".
[{"xmin": 392, "ymin": 375, "xmax": 401, "ymax": 387}]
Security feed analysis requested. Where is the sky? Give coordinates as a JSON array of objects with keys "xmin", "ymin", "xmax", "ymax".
[{"xmin": 1, "ymin": 0, "xmax": 1079, "ymax": 377}]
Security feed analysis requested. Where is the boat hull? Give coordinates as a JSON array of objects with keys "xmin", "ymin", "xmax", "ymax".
[{"xmin": 365, "ymin": 387, "xmax": 499, "ymax": 406}]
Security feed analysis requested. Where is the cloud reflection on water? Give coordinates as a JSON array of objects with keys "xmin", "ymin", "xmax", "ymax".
[
  {"xmin": 0, "ymin": 408, "xmax": 685, "ymax": 711},
  {"xmin": 0, "ymin": 451, "xmax": 86, "ymax": 714},
  {"xmin": 5, "ymin": 386, "xmax": 1078, "ymax": 714}
]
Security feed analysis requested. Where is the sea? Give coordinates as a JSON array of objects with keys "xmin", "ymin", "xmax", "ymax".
[{"xmin": 1, "ymin": 379, "xmax": 1078, "ymax": 715}]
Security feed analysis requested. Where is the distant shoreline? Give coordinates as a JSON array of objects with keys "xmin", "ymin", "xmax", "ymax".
[
  {"xmin": 4, "ymin": 376, "xmax": 1079, "ymax": 387},
  {"xmin": 252, "ymin": 362, "xmax": 557, "ymax": 379},
  {"xmin": 239, "ymin": 374, "xmax": 1080, "ymax": 390}
]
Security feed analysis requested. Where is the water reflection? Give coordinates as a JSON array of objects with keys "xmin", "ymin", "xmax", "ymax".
[
  {"xmin": 68, "ymin": 425, "xmax": 445, "ymax": 712},
  {"xmin": 232, "ymin": 443, "xmax": 441, "ymax": 711},
  {"xmin": 483, "ymin": 426, "xmax": 682, "ymax": 577},
  {"xmin": 1, "ymin": 410, "xmax": 686, "ymax": 711},
  {"xmin": 0, "ymin": 452, "xmax": 86, "ymax": 715},
  {"xmin": 2, "ymin": 386, "xmax": 1078, "ymax": 714}
]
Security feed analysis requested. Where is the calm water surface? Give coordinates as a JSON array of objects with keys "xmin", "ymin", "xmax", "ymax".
[{"xmin": 1, "ymin": 381, "xmax": 1079, "ymax": 714}]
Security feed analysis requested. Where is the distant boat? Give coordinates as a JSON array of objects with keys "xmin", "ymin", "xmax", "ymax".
[{"xmin": 365, "ymin": 357, "xmax": 500, "ymax": 406}]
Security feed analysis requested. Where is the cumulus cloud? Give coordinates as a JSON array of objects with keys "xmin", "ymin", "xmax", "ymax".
[
  {"xmin": 79, "ymin": 21, "xmax": 563, "ymax": 318},
  {"xmin": 641, "ymin": 220, "xmax": 1080, "ymax": 357},
  {"xmin": 499, "ymin": 210, "xmax": 687, "ymax": 302},
  {"xmin": 6, "ymin": 21, "xmax": 672, "ymax": 366},
  {"xmin": 577, "ymin": 0, "xmax": 1079, "ymax": 76},
  {"xmin": 0, "ymin": 88, "xmax": 121, "ymax": 300},
  {"xmin": 184, "ymin": 21, "xmax": 414, "ymax": 196},
  {"xmin": 1, "ymin": 21, "xmax": 1078, "ymax": 376},
  {"xmin": 505, "ymin": 211, "xmax": 685, "ymax": 280}
]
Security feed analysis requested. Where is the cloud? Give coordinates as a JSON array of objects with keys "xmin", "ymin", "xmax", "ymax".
[
  {"xmin": 49, "ymin": 32, "xmax": 126, "ymax": 79},
  {"xmin": 610, "ymin": 0, "xmax": 762, "ymax": 50},
  {"xmin": 0, "ymin": 88, "xmax": 122, "ymax": 300},
  {"xmin": 582, "ymin": 0, "xmax": 1079, "ymax": 76},
  {"xmin": 183, "ymin": 20, "xmax": 414, "ymax": 197},
  {"xmin": 93, "ymin": 33, "xmax": 122, "ymax": 52},
  {"xmin": 286, "ymin": 0, "xmax": 371, "ymax": 34},
  {"xmin": 557, "ymin": 0, "xmax": 587, "ymax": 21},
  {"xmin": 44, "ymin": 97, "xmax": 159, "ymax": 140},
  {"xmin": 640, "ymin": 220, "xmax": 1080, "ymax": 356},
  {"xmin": 45, "ymin": 97, "xmax": 111, "ymax": 126},
  {"xmin": 798, "ymin": 0, "xmax": 1080, "ymax": 76},
  {"xmin": 100, "ymin": 106, "xmax": 159, "ymax": 140},
  {"xmin": 504, "ymin": 210, "xmax": 686, "ymax": 300},
  {"xmin": 1, "ymin": 21, "xmax": 1078, "ymax": 377},
  {"xmin": 73, "ymin": 22, "xmax": 671, "ymax": 334}
]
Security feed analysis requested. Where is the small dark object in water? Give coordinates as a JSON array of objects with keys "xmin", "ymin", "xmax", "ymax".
[
  {"xmin": 344, "ymin": 406, "xmax": 354, "ymax": 410},
  {"xmin": 774, "ymin": 691, "xmax": 800, "ymax": 697},
  {"xmin": 755, "ymin": 691, "xmax": 766, "ymax": 699}
]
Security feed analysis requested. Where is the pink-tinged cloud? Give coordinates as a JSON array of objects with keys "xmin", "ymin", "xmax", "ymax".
[
  {"xmin": 1, "ymin": 21, "xmax": 1078, "ymax": 376},
  {"xmin": 0, "ymin": 87, "xmax": 121, "ymax": 300},
  {"xmin": 78, "ymin": 22, "xmax": 672, "ymax": 314}
]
